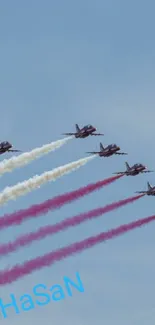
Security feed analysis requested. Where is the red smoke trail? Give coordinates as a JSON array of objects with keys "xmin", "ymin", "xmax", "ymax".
[
  {"xmin": 0, "ymin": 174, "xmax": 123, "ymax": 230},
  {"xmin": 0, "ymin": 194, "xmax": 143, "ymax": 257},
  {"xmin": 0, "ymin": 211, "xmax": 154, "ymax": 285}
]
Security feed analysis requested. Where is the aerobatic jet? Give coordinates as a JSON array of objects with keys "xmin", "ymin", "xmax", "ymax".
[
  {"xmin": 86, "ymin": 142, "xmax": 127, "ymax": 157},
  {"xmin": 0, "ymin": 141, "xmax": 21, "ymax": 155},
  {"xmin": 113, "ymin": 162, "xmax": 154, "ymax": 176},
  {"xmin": 135, "ymin": 182, "xmax": 155, "ymax": 196},
  {"xmin": 63, "ymin": 124, "xmax": 104, "ymax": 138}
]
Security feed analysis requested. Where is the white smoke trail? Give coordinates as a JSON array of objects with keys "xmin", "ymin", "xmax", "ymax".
[
  {"xmin": 0, "ymin": 155, "xmax": 95, "ymax": 206},
  {"xmin": 0, "ymin": 136, "xmax": 72, "ymax": 176}
]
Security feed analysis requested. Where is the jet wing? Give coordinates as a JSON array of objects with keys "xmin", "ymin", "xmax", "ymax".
[
  {"xmin": 135, "ymin": 191, "xmax": 147, "ymax": 194},
  {"xmin": 86, "ymin": 151, "xmax": 100, "ymax": 155},
  {"xmin": 142, "ymin": 170, "xmax": 154, "ymax": 173},
  {"xmin": 91, "ymin": 133, "xmax": 104, "ymax": 136},
  {"xmin": 115, "ymin": 152, "xmax": 128, "ymax": 155},
  {"xmin": 8, "ymin": 149, "xmax": 22, "ymax": 152},
  {"xmin": 62, "ymin": 133, "xmax": 76, "ymax": 136},
  {"xmin": 113, "ymin": 171, "xmax": 125, "ymax": 175}
]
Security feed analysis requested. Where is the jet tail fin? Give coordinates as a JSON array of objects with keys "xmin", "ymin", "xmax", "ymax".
[
  {"xmin": 125, "ymin": 162, "xmax": 130, "ymax": 171},
  {"xmin": 147, "ymin": 181, "xmax": 152, "ymax": 190},
  {"xmin": 100, "ymin": 142, "xmax": 104, "ymax": 151},
  {"xmin": 75, "ymin": 124, "xmax": 80, "ymax": 133}
]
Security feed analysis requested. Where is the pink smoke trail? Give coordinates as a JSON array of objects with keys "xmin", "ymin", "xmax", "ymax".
[
  {"xmin": 0, "ymin": 174, "xmax": 123, "ymax": 230},
  {"xmin": 0, "ymin": 194, "xmax": 143, "ymax": 257},
  {"xmin": 0, "ymin": 209, "xmax": 154, "ymax": 286}
]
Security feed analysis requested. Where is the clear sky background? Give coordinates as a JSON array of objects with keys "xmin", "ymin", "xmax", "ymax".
[{"xmin": 0, "ymin": 0, "xmax": 155, "ymax": 324}]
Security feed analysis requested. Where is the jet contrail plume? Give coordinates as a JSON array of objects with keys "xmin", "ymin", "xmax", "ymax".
[
  {"xmin": 0, "ymin": 136, "xmax": 72, "ymax": 176},
  {"xmin": 0, "ymin": 155, "xmax": 95, "ymax": 206},
  {"xmin": 0, "ymin": 213, "xmax": 154, "ymax": 285},
  {"xmin": 0, "ymin": 190, "xmax": 141, "ymax": 256},
  {"xmin": 0, "ymin": 174, "xmax": 123, "ymax": 230}
]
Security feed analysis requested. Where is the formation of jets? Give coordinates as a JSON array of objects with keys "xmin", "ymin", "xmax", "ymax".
[
  {"xmin": 1, "ymin": 123, "xmax": 154, "ymax": 196},
  {"xmin": 63, "ymin": 124, "xmax": 155, "ymax": 196}
]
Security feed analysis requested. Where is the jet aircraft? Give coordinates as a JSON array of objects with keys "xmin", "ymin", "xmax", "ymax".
[
  {"xmin": 113, "ymin": 162, "xmax": 153, "ymax": 176},
  {"xmin": 0, "ymin": 141, "xmax": 21, "ymax": 155},
  {"xmin": 63, "ymin": 124, "xmax": 104, "ymax": 138},
  {"xmin": 86, "ymin": 142, "xmax": 127, "ymax": 157},
  {"xmin": 135, "ymin": 182, "xmax": 155, "ymax": 196}
]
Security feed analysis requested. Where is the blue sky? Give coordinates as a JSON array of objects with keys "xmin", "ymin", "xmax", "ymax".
[{"xmin": 0, "ymin": 0, "xmax": 155, "ymax": 324}]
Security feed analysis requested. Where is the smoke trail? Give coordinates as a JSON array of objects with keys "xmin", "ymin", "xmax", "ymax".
[
  {"xmin": 0, "ymin": 174, "xmax": 123, "ymax": 230},
  {"xmin": 0, "ymin": 212, "xmax": 154, "ymax": 285},
  {"xmin": 0, "ymin": 136, "xmax": 72, "ymax": 176},
  {"xmin": 0, "ymin": 193, "xmax": 142, "ymax": 256},
  {"xmin": 0, "ymin": 155, "xmax": 95, "ymax": 206}
]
